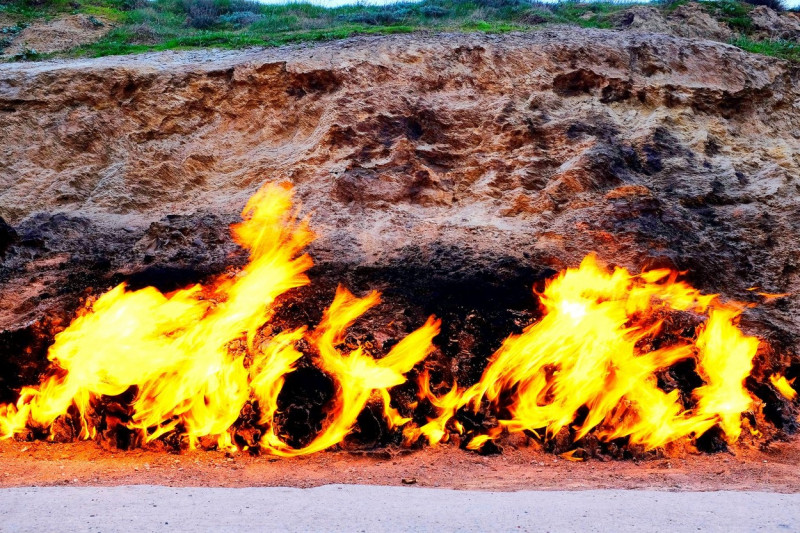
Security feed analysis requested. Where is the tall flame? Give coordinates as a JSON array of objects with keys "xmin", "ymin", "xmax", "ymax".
[
  {"xmin": 403, "ymin": 256, "xmax": 760, "ymax": 452},
  {"xmin": 0, "ymin": 183, "xmax": 766, "ymax": 455},
  {"xmin": 0, "ymin": 183, "xmax": 438, "ymax": 453}
]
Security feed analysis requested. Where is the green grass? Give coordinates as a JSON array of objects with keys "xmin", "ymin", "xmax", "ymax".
[
  {"xmin": 75, "ymin": 23, "xmax": 416, "ymax": 57},
  {"xmin": 731, "ymin": 35, "xmax": 800, "ymax": 61},
  {"xmin": 459, "ymin": 20, "xmax": 527, "ymax": 32},
  {"xmin": 0, "ymin": 0, "xmax": 635, "ymax": 59},
  {"xmin": 700, "ymin": 0, "xmax": 754, "ymax": 31},
  {"xmin": 1, "ymin": 0, "xmax": 799, "ymax": 63},
  {"xmin": 549, "ymin": 0, "xmax": 635, "ymax": 28}
]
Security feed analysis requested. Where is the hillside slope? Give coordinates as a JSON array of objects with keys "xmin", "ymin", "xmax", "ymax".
[{"xmin": 0, "ymin": 30, "xmax": 799, "ymax": 386}]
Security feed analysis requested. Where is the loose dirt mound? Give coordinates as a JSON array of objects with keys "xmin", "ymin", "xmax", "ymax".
[{"xmin": 1, "ymin": 14, "xmax": 111, "ymax": 58}]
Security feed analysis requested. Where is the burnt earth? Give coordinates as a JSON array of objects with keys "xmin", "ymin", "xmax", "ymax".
[{"xmin": 0, "ymin": 30, "xmax": 799, "ymax": 455}]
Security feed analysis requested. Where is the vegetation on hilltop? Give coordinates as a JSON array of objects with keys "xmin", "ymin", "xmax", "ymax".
[{"xmin": 0, "ymin": 0, "xmax": 799, "ymax": 61}]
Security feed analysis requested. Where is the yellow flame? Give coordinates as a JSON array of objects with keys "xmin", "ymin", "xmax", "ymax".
[
  {"xmin": 0, "ymin": 183, "xmax": 437, "ymax": 454},
  {"xmin": 403, "ymin": 371, "xmax": 463, "ymax": 446},
  {"xmin": 404, "ymin": 255, "xmax": 759, "ymax": 452},
  {"xmin": 261, "ymin": 287, "xmax": 439, "ymax": 456},
  {"xmin": 770, "ymin": 374, "xmax": 797, "ymax": 401},
  {"xmin": 0, "ymin": 185, "xmax": 766, "ymax": 455}
]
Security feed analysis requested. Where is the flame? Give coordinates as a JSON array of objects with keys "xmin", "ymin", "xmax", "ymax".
[
  {"xmin": 261, "ymin": 287, "xmax": 439, "ymax": 456},
  {"xmin": 404, "ymin": 371, "xmax": 462, "ymax": 446},
  {"xmin": 0, "ymin": 183, "xmax": 438, "ymax": 454},
  {"xmin": 770, "ymin": 374, "xmax": 797, "ymax": 401},
  {"xmin": 404, "ymin": 256, "xmax": 760, "ymax": 452},
  {"xmin": 0, "ymin": 183, "xmax": 771, "ymax": 455}
]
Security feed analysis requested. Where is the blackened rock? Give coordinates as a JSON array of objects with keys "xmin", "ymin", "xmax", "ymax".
[{"xmin": 0, "ymin": 217, "xmax": 17, "ymax": 257}]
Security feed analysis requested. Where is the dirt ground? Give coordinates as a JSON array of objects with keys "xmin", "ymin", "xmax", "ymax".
[
  {"xmin": 1, "ymin": 15, "xmax": 112, "ymax": 58},
  {"xmin": 2, "ymin": 438, "xmax": 799, "ymax": 492}
]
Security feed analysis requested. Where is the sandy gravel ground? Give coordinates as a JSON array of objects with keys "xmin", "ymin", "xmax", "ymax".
[
  {"xmin": 2, "ymin": 484, "xmax": 798, "ymax": 532},
  {"xmin": 2, "ymin": 439, "xmax": 800, "ymax": 493}
]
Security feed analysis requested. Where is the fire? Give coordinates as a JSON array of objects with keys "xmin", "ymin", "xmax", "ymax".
[
  {"xmin": 0, "ymin": 183, "xmax": 438, "ymax": 453},
  {"xmin": 260, "ymin": 287, "xmax": 439, "ymax": 456},
  {"xmin": 0, "ymin": 183, "xmax": 769, "ymax": 456},
  {"xmin": 403, "ymin": 256, "xmax": 760, "ymax": 451},
  {"xmin": 770, "ymin": 374, "xmax": 797, "ymax": 401},
  {"xmin": 0, "ymin": 184, "xmax": 316, "ymax": 449}
]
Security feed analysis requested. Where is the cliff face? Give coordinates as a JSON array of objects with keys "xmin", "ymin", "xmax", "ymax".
[{"xmin": 1, "ymin": 29, "xmax": 799, "ymax": 359}]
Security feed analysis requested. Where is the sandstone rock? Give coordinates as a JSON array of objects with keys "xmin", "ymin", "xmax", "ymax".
[
  {"xmin": 1, "ymin": 15, "xmax": 111, "ymax": 58},
  {"xmin": 668, "ymin": 3, "xmax": 733, "ymax": 42},
  {"xmin": 0, "ymin": 29, "xmax": 799, "ymax": 357},
  {"xmin": 612, "ymin": 7, "xmax": 674, "ymax": 36},
  {"xmin": 613, "ymin": 3, "xmax": 732, "ymax": 42},
  {"xmin": 749, "ymin": 6, "xmax": 800, "ymax": 41}
]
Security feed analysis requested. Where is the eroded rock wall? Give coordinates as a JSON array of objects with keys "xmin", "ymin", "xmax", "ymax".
[{"xmin": 1, "ymin": 29, "xmax": 799, "ymax": 362}]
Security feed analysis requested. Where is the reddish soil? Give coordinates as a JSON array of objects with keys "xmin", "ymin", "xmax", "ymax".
[{"xmin": 2, "ymin": 439, "xmax": 799, "ymax": 492}]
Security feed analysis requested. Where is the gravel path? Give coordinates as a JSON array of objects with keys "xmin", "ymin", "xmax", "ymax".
[{"xmin": 1, "ymin": 485, "xmax": 798, "ymax": 532}]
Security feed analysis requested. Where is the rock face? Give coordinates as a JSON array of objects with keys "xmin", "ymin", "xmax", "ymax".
[
  {"xmin": 749, "ymin": 6, "xmax": 800, "ymax": 41},
  {"xmin": 1, "ymin": 15, "xmax": 112, "ymax": 58},
  {"xmin": 612, "ymin": 4, "xmax": 733, "ymax": 42},
  {"xmin": 1, "ymin": 29, "xmax": 800, "ymax": 366}
]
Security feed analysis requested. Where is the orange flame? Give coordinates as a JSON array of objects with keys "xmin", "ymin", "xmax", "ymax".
[
  {"xmin": 261, "ymin": 287, "xmax": 439, "ymax": 456},
  {"xmin": 0, "ymin": 183, "xmax": 438, "ymax": 453},
  {"xmin": 404, "ymin": 256, "xmax": 760, "ymax": 451},
  {"xmin": 0, "ymin": 183, "xmax": 769, "ymax": 455}
]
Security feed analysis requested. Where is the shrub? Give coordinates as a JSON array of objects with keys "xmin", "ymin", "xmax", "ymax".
[
  {"xmin": 12, "ymin": 45, "xmax": 39, "ymax": 60},
  {"xmin": 475, "ymin": 0, "xmax": 528, "ymax": 8},
  {"xmin": 219, "ymin": 10, "xmax": 261, "ymax": 28},
  {"xmin": 178, "ymin": 0, "xmax": 264, "ymax": 28},
  {"xmin": 742, "ymin": 0, "xmax": 786, "ymax": 11},
  {"xmin": 183, "ymin": 0, "xmax": 219, "ymax": 29},
  {"xmin": 0, "ymin": 25, "xmax": 24, "ymax": 35},
  {"xmin": 126, "ymin": 22, "xmax": 160, "ymax": 43},
  {"xmin": 121, "ymin": 0, "xmax": 150, "ymax": 10},
  {"xmin": 226, "ymin": 0, "xmax": 261, "ymax": 12},
  {"xmin": 86, "ymin": 15, "xmax": 104, "ymax": 27},
  {"xmin": 520, "ymin": 9, "xmax": 554, "ymax": 24},
  {"xmin": 0, "ymin": 25, "xmax": 22, "ymax": 50},
  {"xmin": 342, "ymin": 7, "xmax": 411, "ymax": 25},
  {"xmin": 419, "ymin": 5, "xmax": 449, "ymax": 18}
]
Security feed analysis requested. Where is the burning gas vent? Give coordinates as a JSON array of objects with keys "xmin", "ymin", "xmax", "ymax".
[{"xmin": 0, "ymin": 183, "xmax": 793, "ymax": 458}]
